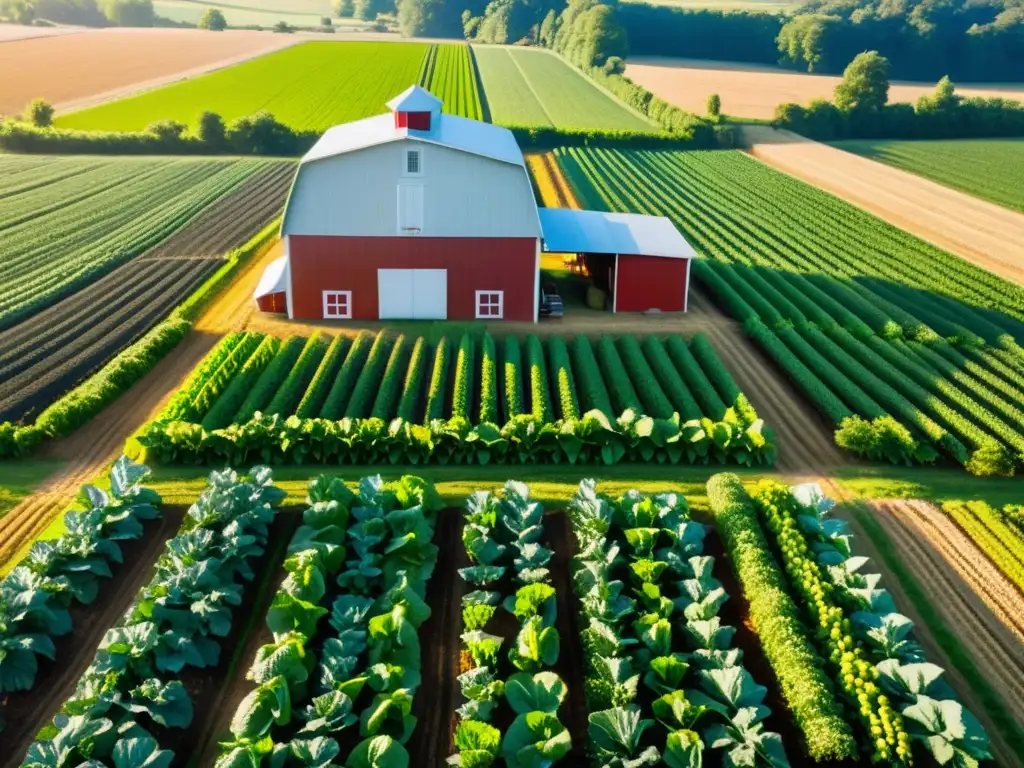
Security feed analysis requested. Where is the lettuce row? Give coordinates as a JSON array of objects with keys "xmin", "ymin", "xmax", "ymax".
[
  {"xmin": 219, "ymin": 474, "xmax": 442, "ymax": 768},
  {"xmin": 0, "ymin": 456, "xmax": 161, "ymax": 697},
  {"xmin": 22, "ymin": 465, "xmax": 285, "ymax": 768},
  {"xmin": 568, "ymin": 480, "xmax": 790, "ymax": 767},
  {"xmin": 140, "ymin": 407, "xmax": 775, "ymax": 468},
  {"xmin": 755, "ymin": 481, "xmax": 992, "ymax": 767},
  {"xmin": 451, "ymin": 482, "xmax": 571, "ymax": 768}
]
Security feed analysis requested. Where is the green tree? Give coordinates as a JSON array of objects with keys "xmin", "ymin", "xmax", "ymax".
[
  {"xmin": 196, "ymin": 111, "xmax": 226, "ymax": 146},
  {"xmin": 24, "ymin": 98, "xmax": 54, "ymax": 127},
  {"xmin": 834, "ymin": 50, "xmax": 890, "ymax": 112},
  {"xmin": 706, "ymin": 93, "xmax": 721, "ymax": 119},
  {"xmin": 334, "ymin": 0, "xmax": 354, "ymax": 16},
  {"xmin": 5, "ymin": 0, "xmax": 35, "ymax": 24},
  {"xmin": 916, "ymin": 75, "xmax": 960, "ymax": 113},
  {"xmin": 146, "ymin": 119, "xmax": 187, "ymax": 140},
  {"xmin": 100, "ymin": 0, "xmax": 154, "ymax": 25},
  {"xmin": 198, "ymin": 7, "xmax": 226, "ymax": 29},
  {"xmin": 776, "ymin": 14, "xmax": 839, "ymax": 72},
  {"xmin": 538, "ymin": 8, "xmax": 557, "ymax": 46}
]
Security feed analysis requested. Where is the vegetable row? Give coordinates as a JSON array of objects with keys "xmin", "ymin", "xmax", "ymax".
[{"xmin": 139, "ymin": 329, "xmax": 774, "ymax": 467}]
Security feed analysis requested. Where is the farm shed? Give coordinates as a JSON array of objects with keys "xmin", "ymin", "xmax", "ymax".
[
  {"xmin": 257, "ymin": 85, "xmax": 694, "ymax": 321},
  {"xmin": 538, "ymin": 208, "xmax": 695, "ymax": 312}
]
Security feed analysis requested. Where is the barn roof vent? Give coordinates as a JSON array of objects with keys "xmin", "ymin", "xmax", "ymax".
[{"xmin": 388, "ymin": 85, "xmax": 442, "ymax": 132}]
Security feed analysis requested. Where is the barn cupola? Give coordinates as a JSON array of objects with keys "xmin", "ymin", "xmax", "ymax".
[{"xmin": 387, "ymin": 85, "xmax": 442, "ymax": 132}]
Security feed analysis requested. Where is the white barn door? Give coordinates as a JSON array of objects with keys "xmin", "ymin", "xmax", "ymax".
[
  {"xmin": 397, "ymin": 183, "xmax": 424, "ymax": 236},
  {"xmin": 378, "ymin": 269, "xmax": 446, "ymax": 319}
]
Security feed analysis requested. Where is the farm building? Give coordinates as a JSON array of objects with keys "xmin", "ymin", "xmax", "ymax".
[{"xmin": 255, "ymin": 85, "xmax": 693, "ymax": 321}]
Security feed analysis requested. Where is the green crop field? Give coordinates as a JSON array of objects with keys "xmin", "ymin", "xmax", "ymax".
[
  {"xmin": 56, "ymin": 42, "xmax": 432, "ymax": 133},
  {"xmin": 139, "ymin": 328, "xmax": 773, "ymax": 466},
  {"xmin": 835, "ymin": 138, "xmax": 1024, "ymax": 213},
  {"xmin": 554, "ymin": 146, "xmax": 1024, "ymax": 474},
  {"xmin": 473, "ymin": 45, "xmax": 654, "ymax": 131},
  {"xmin": 0, "ymin": 155, "xmax": 277, "ymax": 330},
  {"xmin": 420, "ymin": 44, "xmax": 485, "ymax": 122}
]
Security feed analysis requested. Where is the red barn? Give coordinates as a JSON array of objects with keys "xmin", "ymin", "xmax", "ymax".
[{"xmin": 255, "ymin": 85, "xmax": 694, "ymax": 321}]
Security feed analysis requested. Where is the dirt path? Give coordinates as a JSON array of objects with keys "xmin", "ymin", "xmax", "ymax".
[
  {"xmin": 742, "ymin": 127, "xmax": 1024, "ymax": 288},
  {"xmin": 687, "ymin": 287, "xmax": 844, "ymax": 475},
  {"xmin": 0, "ymin": 507, "xmax": 184, "ymax": 768}
]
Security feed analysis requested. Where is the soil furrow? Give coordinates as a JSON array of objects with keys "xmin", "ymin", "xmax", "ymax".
[{"xmin": 0, "ymin": 507, "xmax": 185, "ymax": 768}]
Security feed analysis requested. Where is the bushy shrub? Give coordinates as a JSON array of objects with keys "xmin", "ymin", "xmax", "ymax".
[
  {"xmin": 834, "ymin": 415, "xmax": 931, "ymax": 465},
  {"xmin": 966, "ymin": 440, "xmax": 1017, "ymax": 477}
]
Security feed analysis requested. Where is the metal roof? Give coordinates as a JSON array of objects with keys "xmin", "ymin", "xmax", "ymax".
[
  {"xmin": 253, "ymin": 255, "xmax": 289, "ymax": 298},
  {"xmin": 300, "ymin": 112, "xmax": 526, "ymax": 168},
  {"xmin": 538, "ymin": 208, "xmax": 696, "ymax": 259},
  {"xmin": 386, "ymin": 85, "xmax": 442, "ymax": 113}
]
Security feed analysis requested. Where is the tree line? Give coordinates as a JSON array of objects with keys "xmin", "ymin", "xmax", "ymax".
[{"xmin": 773, "ymin": 51, "xmax": 1024, "ymax": 140}]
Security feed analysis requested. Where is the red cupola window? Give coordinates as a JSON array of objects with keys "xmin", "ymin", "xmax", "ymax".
[{"xmin": 395, "ymin": 111, "xmax": 432, "ymax": 130}]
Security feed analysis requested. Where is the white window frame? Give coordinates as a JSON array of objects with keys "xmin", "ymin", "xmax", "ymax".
[
  {"xmin": 402, "ymin": 147, "xmax": 424, "ymax": 177},
  {"xmin": 475, "ymin": 290, "xmax": 504, "ymax": 320},
  {"xmin": 322, "ymin": 290, "xmax": 352, "ymax": 319}
]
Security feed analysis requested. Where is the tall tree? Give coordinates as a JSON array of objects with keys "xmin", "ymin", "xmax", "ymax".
[{"xmin": 834, "ymin": 50, "xmax": 890, "ymax": 112}]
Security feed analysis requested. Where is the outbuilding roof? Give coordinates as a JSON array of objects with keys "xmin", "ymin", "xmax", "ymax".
[
  {"xmin": 538, "ymin": 208, "xmax": 696, "ymax": 259},
  {"xmin": 300, "ymin": 112, "xmax": 526, "ymax": 168},
  {"xmin": 386, "ymin": 85, "xmax": 442, "ymax": 113},
  {"xmin": 253, "ymin": 255, "xmax": 289, "ymax": 299}
]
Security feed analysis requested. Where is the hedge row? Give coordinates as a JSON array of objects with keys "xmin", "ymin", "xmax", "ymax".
[
  {"xmin": 663, "ymin": 335, "xmax": 727, "ymax": 420},
  {"xmin": 266, "ymin": 333, "xmax": 328, "ymax": 417},
  {"xmin": 235, "ymin": 336, "xmax": 305, "ymax": 423},
  {"xmin": 706, "ymin": 473, "xmax": 857, "ymax": 761},
  {"xmin": 595, "ymin": 335, "xmax": 641, "ymax": 414},
  {"xmin": 319, "ymin": 330, "xmax": 373, "ymax": 420},
  {"xmin": 371, "ymin": 334, "xmax": 410, "ymax": 421},
  {"xmin": 478, "ymin": 333, "xmax": 499, "ymax": 425},
  {"xmin": 616, "ymin": 335, "xmax": 673, "ymax": 418},
  {"xmin": 192, "ymin": 333, "xmax": 265, "ymax": 419},
  {"xmin": 397, "ymin": 336, "xmax": 431, "ymax": 424},
  {"xmin": 502, "ymin": 336, "xmax": 525, "ymax": 421},
  {"xmin": 451, "ymin": 333, "xmax": 475, "ymax": 422},
  {"xmin": 547, "ymin": 336, "xmax": 580, "ymax": 421},
  {"xmin": 295, "ymin": 335, "xmax": 350, "ymax": 419},
  {"xmin": 569, "ymin": 335, "xmax": 613, "ymax": 420},
  {"xmin": 640, "ymin": 336, "xmax": 702, "ymax": 421},
  {"xmin": 424, "ymin": 335, "xmax": 452, "ymax": 423},
  {"xmin": 201, "ymin": 335, "xmax": 281, "ymax": 431},
  {"xmin": 345, "ymin": 331, "xmax": 393, "ymax": 419}
]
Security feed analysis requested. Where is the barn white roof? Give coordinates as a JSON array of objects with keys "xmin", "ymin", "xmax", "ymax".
[
  {"xmin": 539, "ymin": 208, "xmax": 696, "ymax": 259},
  {"xmin": 253, "ymin": 255, "xmax": 289, "ymax": 298},
  {"xmin": 301, "ymin": 112, "xmax": 526, "ymax": 168},
  {"xmin": 387, "ymin": 85, "xmax": 442, "ymax": 113}
]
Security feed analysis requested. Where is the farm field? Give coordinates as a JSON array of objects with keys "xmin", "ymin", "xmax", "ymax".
[
  {"xmin": 0, "ymin": 161, "xmax": 294, "ymax": 424},
  {"xmin": 138, "ymin": 327, "xmax": 774, "ymax": 466},
  {"xmin": 745, "ymin": 127, "xmax": 1024, "ymax": 289},
  {"xmin": 54, "ymin": 41, "xmax": 487, "ymax": 132},
  {"xmin": 550, "ymin": 145, "xmax": 1024, "ymax": 473},
  {"xmin": 835, "ymin": 139, "xmax": 1024, "ymax": 213},
  {"xmin": 473, "ymin": 45, "xmax": 654, "ymax": 130},
  {"xmin": 419, "ymin": 43, "xmax": 485, "ymax": 121},
  {"xmin": 0, "ymin": 28, "xmax": 296, "ymax": 116},
  {"xmin": 0, "ymin": 155, "xmax": 284, "ymax": 332},
  {"xmin": 152, "ymin": 0, "xmax": 366, "ymax": 28},
  {"xmin": 2, "ymin": 459, "xmax": 1010, "ymax": 767},
  {"xmin": 626, "ymin": 56, "xmax": 1024, "ymax": 120}
]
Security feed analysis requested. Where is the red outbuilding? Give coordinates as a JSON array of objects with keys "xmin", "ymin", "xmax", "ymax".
[{"xmin": 255, "ymin": 85, "xmax": 695, "ymax": 321}]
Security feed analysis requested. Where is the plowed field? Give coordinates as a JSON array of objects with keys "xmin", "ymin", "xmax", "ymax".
[
  {"xmin": 0, "ymin": 28, "xmax": 296, "ymax": 116},
  {"xmin": 0, "ymin": 162, "xmax": 294, "ymax": 423},
  {"xmin": 863, "ymin": 499, "xmax": 1024, "ymax": 766}
]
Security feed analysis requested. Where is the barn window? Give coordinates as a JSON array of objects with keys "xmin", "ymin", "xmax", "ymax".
[
  {"xmin": 476, "ymin": 290, "xmax": 503, "ymax": 319},
  {"xmin": 322, "ymin": 290, "xmax": 352, "ymax": 319},
  {"xmin": 404, "ymin": 148, "xmax": 422, "ymax": 176}
]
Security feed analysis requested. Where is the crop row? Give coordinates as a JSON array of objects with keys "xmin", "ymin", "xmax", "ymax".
[
  {"xmin": 21, "ymin": 465, "xmax": 287, "ymax": 766},
  {"xmin": 451, "ymin": 482, "xmax": 571, "ymax": 766},
  {"xmin": 420, "ymin": 44, "xmax": 484, "ymax": 122},
  {"xmin": 216, "ymin": 473, "xmax": 443, "ymax": 767},
  {"xmin": 139, "ymin": 330, "xmax": 774, "ymax": 466},
  {"xmin": 752, "ymin": 480, "xmax": 992, "ymax": 765},
  {"xmin": 0, "ymin": 156, "xmax": 283, "ymax": 331},
  {"xmin": 568, "ymin": 480, "xmax": 791, "ymax": 765},
  {"xmin": 553, "ymin": 146, "xmax": 1024, "ymax": 474}
]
